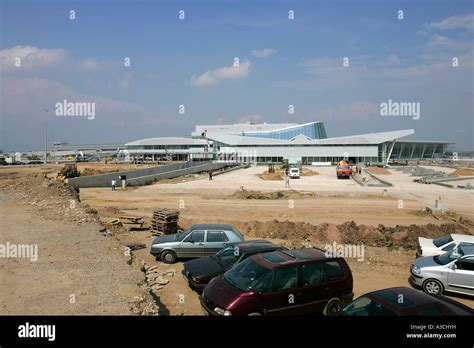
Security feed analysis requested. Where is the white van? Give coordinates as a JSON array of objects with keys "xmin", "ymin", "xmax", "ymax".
[{"xmin": 289, "ymin": 167, "xmax": 300, "ymax": 179}]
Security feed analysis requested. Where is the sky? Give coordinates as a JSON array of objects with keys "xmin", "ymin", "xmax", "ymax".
[{"xmin": 0, "ymin": 0, "xmax": 473, "ymax": 152}]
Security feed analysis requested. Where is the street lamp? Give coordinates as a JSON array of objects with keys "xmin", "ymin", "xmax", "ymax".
[{"xmin": 44, "ymin": 108, "xmax": 48, "ymax": 163}]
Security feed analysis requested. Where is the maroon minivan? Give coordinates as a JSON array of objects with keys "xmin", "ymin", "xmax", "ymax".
[{"xmin": 200, "ymin": 248, "xmax": 353, "ymax": 316}]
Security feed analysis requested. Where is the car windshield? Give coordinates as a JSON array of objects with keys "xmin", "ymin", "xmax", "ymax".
[
  {"xmin": 434, "ymin": 247, "xmax": 465, "ymax": 265},
  {"xmin": 433, "ymin": 235, "xmax": 453, "ymax": 248},
  {"xmin": 224, "ymin": 258, "xmax": 271, "ymax": 292},
  {"xmin": 342, "ymin": 296, "xmax": 398, "ymax": 316},
  {"xmin": 215, "ymin": 246, "xmax": 238, "ymax": 264},
  {"xmin": 176, "ymin": 229, "xmax": 191, "ymax": 241}
]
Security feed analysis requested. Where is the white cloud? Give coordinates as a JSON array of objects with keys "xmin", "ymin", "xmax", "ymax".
[
  {"xmin": 190, "ymin": 61, "xmax": 251, "ymax": 87},
  {"xmin": 0, "ymin": 45, "xmax": 68, "ymax": 71},
  {"xmin": 429, "ymin": 14, "xmax": 474, "ymax": 31},
  {"xmin": 250, "ymin": 48, "xmax": 276, "ymax": 58},
  {"xmin": 426, "ymin": 34, "xmax": 471, "ymax": 51},
  {"xmin": 1, "ymin": 77, "xmax": 145, "ymax": 123},
  {"xmin": 0, "ymin": 45, "xmax": 120, "ymax": 72}
]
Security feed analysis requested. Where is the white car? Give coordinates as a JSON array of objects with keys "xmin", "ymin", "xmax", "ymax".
[
  {"xmin": 416, "ymin": 234, "xmax": 474, "ymax": 257},
  {"xmin": 289, "ymin": 168, "xmax": 300, "ymax": 179}
]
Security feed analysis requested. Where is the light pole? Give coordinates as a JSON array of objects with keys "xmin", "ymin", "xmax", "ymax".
[{"xmin": 44, "ymin": 108, "xmax": 48, "ymax": 163}]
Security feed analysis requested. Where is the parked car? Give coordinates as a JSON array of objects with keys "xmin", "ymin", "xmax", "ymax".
[
  {"xmin": 416, "ymin": 233, "xmax": 474, "ymax": 257},
  {"xmin": 150, "ymin": 224, "xmax": 244, "ymax": 263},
  {"xmin": 410, "ymin": 244, "xmax": 474, "ymax": 296},
  {"xmin": 340, "ymin": 287, "xmax": 473, "ymax": 315},
  {"xmin": 200, "ymin": 248, "xmax": 353, "ymax": 316},
  {"xmin": 289, "ymin": 167, "xmax": 300, "ymax": 179},
  {"xmin": 182, "ymin": 240, "xmax": 284, "ymax": 292}
]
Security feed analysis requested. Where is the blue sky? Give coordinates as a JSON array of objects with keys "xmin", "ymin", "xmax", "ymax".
[{"xmin": 0, "ymin": 0, "xmax": 473, "ymax": 151}]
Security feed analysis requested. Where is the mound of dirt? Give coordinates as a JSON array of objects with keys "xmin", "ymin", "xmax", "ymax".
[
  {"xmin": 367, "ymin": 167, "xmax": 391, "ymax": 175},
  {"xmin": 452, "ymin": 168, "xmax": 474, "ymax": 176},
  {"xmin": 0, "ymin": 176, "xmax": 99, "ymax": 224},
  {"xmin": 300, "ymin": 169, "xmax": 319, "ymax": 176},
  {"xmin": 232, "ymin": 189, "xmax": 293, "ymax": 199},
  {"xmin": 260, "ymin": 170, "xmax": 283, "ymax": 180},
  {"xmin": 81, "ymin": 168, "xmax": 119, "ymax": 176},
  {"xmin": 240, "ymin": 219, "xmax": 473, "ymax": 250}
]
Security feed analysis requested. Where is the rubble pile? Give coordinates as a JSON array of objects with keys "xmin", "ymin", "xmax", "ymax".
[
  {"xmin": 143, "ymin": 263, "xmax": 177, "ymax": 295},
  {"xmin": 0, "ymin": 176, "xmax": 98, "ymax": 224}
]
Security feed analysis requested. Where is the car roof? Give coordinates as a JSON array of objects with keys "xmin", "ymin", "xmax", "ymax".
[
  {"xmin": 367, "ymin": 287, "xmax": 433, "ymax": 308},
  {"xmin": 227, "ymin": 240, "xmax": 280, "ymax": 253},
  {"xmin": 364, "ymin": 287, "xmax": 472, "ymax": 314},
  {"xmin": 250, "ymin": 248, "xmax": 328, "ymax": 269},
  {"xmin": 451, "ymin": 234, "xmax": 474, "ymax": 242},
  {"xmin": 189, "ymin": 224, "xmax": 238, "ymax": 231}
]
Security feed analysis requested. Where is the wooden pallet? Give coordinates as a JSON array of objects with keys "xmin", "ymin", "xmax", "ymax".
[{"xmin": 150, "ymin": 208, "xmax": 179, "ymax": 235}]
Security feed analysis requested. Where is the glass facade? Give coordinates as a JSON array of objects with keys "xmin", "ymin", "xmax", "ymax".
[
  {"xmin": 390, "ymin": 143, "xmax": 446, "ymax": 160},
  {"xmin": 243, "ymin": 122, "xmax": 327, "ymax": 140}
]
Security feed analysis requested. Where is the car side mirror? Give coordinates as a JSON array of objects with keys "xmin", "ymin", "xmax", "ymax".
[{"xmin": 450, "ymin": 263, "xmax": 457, "ymax": 270}]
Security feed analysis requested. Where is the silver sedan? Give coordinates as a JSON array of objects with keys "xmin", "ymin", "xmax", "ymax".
[
  {"xmin": 150, "ymin": 224, "xmax": 244, "ymax": 263},
  {"xmin": 410, "ymin": 244, "xmax": 474, "ymax": 297}
]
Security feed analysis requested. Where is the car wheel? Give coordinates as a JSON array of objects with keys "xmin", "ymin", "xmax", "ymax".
[
  {"xmin": 422, "ymin": 279, "xmax": 444, "ymax": 295},
  {"xmin": 160, "ymin": 250, "xmax": 177, "ymax": 264},
  {"xmin": 247, "ymin": 312, "xmax": 261, "ymax": 316},
  {"xmin": 323, "ymin": 298, "xmax": 343, "ymax": 315}
]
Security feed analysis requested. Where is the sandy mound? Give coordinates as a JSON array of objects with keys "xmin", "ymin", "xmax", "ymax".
[
  {"xmin": 231, "ymin": 189, "xmax": 300, "ymax": 200},
  {"xmin": 239, "ymin": 219, "xmax": 473, "ymax": 250},
  {"xmin": 300, "ymin": 169, "xmax": 319, "ymax": 176},
  {"xmin": 260, "ymin": 170, "xmax": 283, "ymax": 180},
  {"xmin": 367, "ymin": 167, "xmax": 391, "ymax": 175},
  {"xmin": 452, "ymin": 168, "xmax": 474, "ymax": 176}
]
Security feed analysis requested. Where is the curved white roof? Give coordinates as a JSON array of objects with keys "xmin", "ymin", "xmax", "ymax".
[{"xmin": 206, "ymin": 129, "xmax": 415, "ymax": 146}]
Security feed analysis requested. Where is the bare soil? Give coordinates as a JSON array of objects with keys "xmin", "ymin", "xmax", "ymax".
[
  {"xmin": 367, "ymin": 167, "xmax": 392, "ymax": 175},
  {"xmin": 1, "ymin": 163, "xmax": 473, "ymax": 315},
  {"xmin": 0, "ymin": 175, "xmax": 158, "ymax": 315},
  {"xmin": 260, "ymin": 170, "xmax": 283, "ymax": 180},
  {"xmin": 452, "ymin": 168, "xmax": 474, "ymax": 176}
]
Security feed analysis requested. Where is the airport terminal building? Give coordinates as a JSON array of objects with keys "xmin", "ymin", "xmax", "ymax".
[{"xmin": 122, "ymin": 122, "xmax": 453, "ymax": 166}]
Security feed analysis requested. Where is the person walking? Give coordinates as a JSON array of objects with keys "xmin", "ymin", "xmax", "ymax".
[
  {"xmin": 284, "ymin": 174, "xmax": 290, "ymax": 188},
  {"xmin": 111, "ymin": 179, "xmax": 116, "ymax": 191},
  {"xmin": 209, "ymin": 170, "xmax": 213, "ymax": 180}
]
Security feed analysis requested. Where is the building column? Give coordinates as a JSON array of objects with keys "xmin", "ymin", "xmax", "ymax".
[
  {"xmin": 410, "ymin": 144, "xmax": 416, "ymax": 159},
  {"xmin": 385, "ymin": 140, "xmax": 397, "ymax": 166},
  {"xmin": 421, "ymin": 144, "xmax": 427, "ymax": 159}
]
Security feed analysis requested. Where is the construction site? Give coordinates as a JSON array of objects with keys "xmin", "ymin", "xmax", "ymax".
[{"xmin": 1, "ymin": 158, "xmax": 473, "ymax": 316}]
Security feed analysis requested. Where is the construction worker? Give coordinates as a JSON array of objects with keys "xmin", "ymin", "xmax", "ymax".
[
  {"xmin": 111, "ymin": 179, "xmax": 116, "ymax": 191},
  {"xmin": 284, "ymin": 174, "xmax": 290, "ymax": 188}
]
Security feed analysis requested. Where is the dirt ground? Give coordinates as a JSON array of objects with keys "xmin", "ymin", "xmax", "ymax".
[
  {"xmin": 0, "ymin": 171, "xmax": 158, "ymax": 315},
  {"xmin": 1, "ymin": 163, "xmax": 473, "ymax": 315},
  {"xmin": 78, "ymin": 164, "xmax": 473, "ymax": 313}
]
